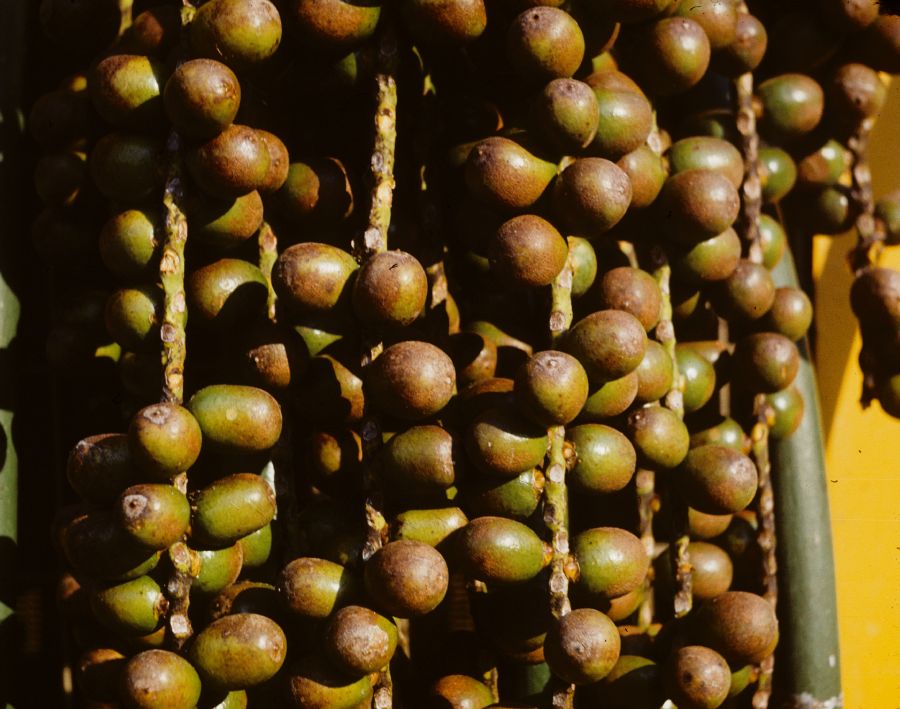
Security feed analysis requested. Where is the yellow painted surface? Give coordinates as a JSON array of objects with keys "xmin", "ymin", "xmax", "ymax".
[{"xmin": 813, "ymin": 78, "xmax": 900, "ymax": 708}]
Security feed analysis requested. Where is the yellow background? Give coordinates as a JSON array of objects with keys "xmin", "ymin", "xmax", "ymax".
[{"xmin": 815, "ymin": 78, "xmax": 900, "ymax": 707}]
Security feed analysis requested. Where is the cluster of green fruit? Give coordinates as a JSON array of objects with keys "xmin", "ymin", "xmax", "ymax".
[{"xmin": 27, "ymin": 0, "xmax": 899, "ymax": 707}]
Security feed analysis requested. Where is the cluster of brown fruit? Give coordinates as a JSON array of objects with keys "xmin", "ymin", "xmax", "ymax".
[{"xmin": 27, "ymin": 0, "xmax": 899, "ymax": 707}]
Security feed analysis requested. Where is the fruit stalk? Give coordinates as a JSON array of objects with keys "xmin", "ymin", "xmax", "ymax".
[
  {"xmin": 636, "ymin": 468, "xmax": 656, "ymax": 630},
  {"xmin": 751, "ymin": 397, "xmax": 777, "ymax": 709},
  {"xmin": 652, "ymin": 251, "xmax": 691, "ymax": 617},
  {"xmin": 547, "ymin": 253, "xmax": 574, "ymax": 708},
  {"xmin": 356, "ymin": 24, "xmax": 398, "ymax": 261},
  {"xmin": 258, "ymin": 221, "xmax": 278, "ymax": 322},
  {"xmin": 735, "ymin": 2, "xmax": 762, "ymax": 259}
]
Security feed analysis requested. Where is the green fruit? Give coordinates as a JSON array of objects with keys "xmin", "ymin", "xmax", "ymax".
[
  {"xmin": 365, "ymin": 540, "xmax": 449, "ymax": 617},
  {"xmin": 715, "ymin": 12, "xmax": 767, "ymax": 76},
  {"xmin": 674, "ymin": 0, "xmax": 737, "ymax": 50},
  {"xmin": 382, "ymin": 425, "xmax": 457, "ymax": 492},
  {"xmin": 580, "ymin": 372, "xmax": 640, "ymax": 420},
  {"xmin": 594, "ymin": 655, "xmax": 663, "ymax": 709},
  {"xmin": 628, "ymin": 17, "xmax": 711, "ymax": 95},
  {"xmin": 120, "ymin": 650, "xmax": 201, "ymax": 709},
  {"xmin": 672, "ymin": 228, "xmax": 741, "ymax": 285},
  {"xmin": 352, "ymin": 250, "xmax": 428, "ymax": 327},
  {"xmin": 465, "ymin": 406, "xmax": 549, "ymax": 478},
  {"xmin": 325, "ymin": 605, "xmax": 398, "ymax": 676},
  {"xmin": 193, "ymin": 544, "xmax": 244, "ymax": 595},
  {"xmin": 689, "ymin": 417, "xmax": 747, "ymax": 452},
  {"xmin": 506, "ymin": 7, "xmax": 585, "ymax": 82},
  {"xmin": 634, "ymin": 340, "xmax": 673, "ymax": 404},
  {"xmin": 90, "ymin": 575, "xmax": 166, "ymax": 636},
  {"xmin": 188, "ymin": 384, "xmax": 282, "ymax": 454},
  {"xmin": 193, "ymin": 473, "xmax": 276, "ymax": 548},
  {"xmin": 553, "ymin": 158, "xmax": 632, "ymax": 235},
  {"xmin": 532, "ymin": 78, "xmax": 600, "ymax": 152},
  {"xmin": 544, "ymin": 608, "xmax": 620, "ymax": 684},
  {"xmin": 274, "ymin": 159, "xmax": 354, "ymax": 225},
  {"xmin": 428, "ymin": 676, "xmax": 494, "ymax": 708},
  {"xmin": 116, "ymin": 484, "xmax": 190, "ymax": 550},
  {"xmin": 659, "ymin": 169, "xmax": 740, "ymax": 243},
  {"xmin": 164, "ymin": 59, "xmax": 241, "ymax": 139},
  {"xmin": 714, "ymin": 260, "xmax": 776, "ymax": 321},
  {"xmin": 617, "ymin": 145, "xmax": 666, "ymax": 209},
  {"xmin": 515, "ymin": 350, "xmax": 589, "ymax": 426},
  {"xmin": 734, "ymin": 333, "xmax": 800, "ymax": 393},
  {"xmin": 90, "ymin": 54, "xmax": 165, "ymax": 129},
  {"xmin": 490, "ymin": 215, "xmax": 568, "ymax": 288},
  {"xmin": 186, "ymin": 124, "xmax": 271, "ymax": 199},
  {"xmin": 191, "ymin": 0, "xmax": 282, "ymax": 67},
  {"xmin": 187, "ymin": 258, "xmax": 268, "ymax": 329},
  {"xmin": 189, "ymin": 613, "xmax": 286, "ymax": 690},
  {"xmin": 237, "ymin": 524, "xmax": 273, "ymax": 569},
  {"xmin": 402, "ymin": 0, "xmax": 487, "ymax": 45},
  {"xmin": 448, "ymin": 332, "xmax": 498, "ymax": 386},
  {"xmin": 273, "ymin": 242, "xmax": 358, "ymax": 315},
  {"xmin": 129, "ymin": 403, "xmax": 202, "ymax": 479},
  {"xmin": 291, "ymin": 0, "xmax": 380, "ymax": 49},
  {"xmin": 668, "ymin": 136, "xmax": 744, "ymax": 189},
  {"xmin": 466, "ymin": 468, "xmax": 543, "ymax": 521},
  {"xmin": 573, "ymin": 527, "xmax": 648, "ymax": 600},
  {"xmin": 296, "ymin": 355, "xmax": 365, "ymax": 425},
  {"xmin": 392, "ymin": 507, "xmax": 469, "ymax": 548},
  {"xmin": 676, "ymin": 444, "xmax": 758, "ymax": 515},
  {"xmin": 759, "ymin": 146, "xmax": 797, "ymax": 203},
  {"xmin": 187, "ymin": 192, "xmax": 264, "ymax": 250},
  {"xmin": 592, "ymin": 267, "xmax": 662, "ymax": 332},
  {"xmin": 663, "ymin": 645, "xmax": 731, "ymax": 709},
  {"xmin": 568, "ymin": 424, "xmax": 637, "ymax": 494},
  {"xmin": 762, "ymin": 287, "xmax": 813, "ymax": 341},
  {"xmin": 458, "ymin": 516, "xmax": 548, "ymax": 584},
  {"xmin": 286, "ymin": 655, "xmax": 373, "ymax": 709},
  {"xmin": 565, "ymin": 310, "xmax": 647, "ymax": 382},
  {"xmin": 105, "ymin": 285, "xmax": 162, "ymax": 352},
  {"xmin": 627, "ymin": 405, "xmax": 690, "ymax": 469},
  {"xmin": 465, "ymin": 137, "xmax": 556, "ymax": 211},
  {"xmin": 765, "ymin": 387, "xmax": 805, "ymax": 440},
  {"xmin": 676, "ymin": 345, "xmax": 716, "ymax": 413},
  {"xmin": 687, "ymin": 542, "xmax": 734, "ymax": 601},
  {"xmin": 757, "ymin": 73, "xmax": 824, "ymax": 141},
  {"xmin": 365, "ymin": 341, "xmax": 456, "ymax": 421},
  {"xmin": 64, "ymin": 511, "xmax": 161, "ymax": 582},
  {"xmin": 77, "ymin": 647, "xmax": 126, "ymax": 703},
  {"xmin": 99, "ymin": 208, "xmax": 160, "ymax": 281},
  {"xmin": 692, "ymin": 591, "xmax": 778, "ymax": 665},
  {"xmin": 281, "ymin": 557, "xmax": 356, "ymax": 619}
]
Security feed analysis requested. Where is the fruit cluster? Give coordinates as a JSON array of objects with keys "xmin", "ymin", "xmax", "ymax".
[{"xmin": 27, "ymin": 0, "xmax": 899, "ymax": 707}]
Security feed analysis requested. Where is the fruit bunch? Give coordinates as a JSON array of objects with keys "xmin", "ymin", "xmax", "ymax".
[{"xmin": 25, "ymin": 0, "xmax": 899, "ymax": 707}]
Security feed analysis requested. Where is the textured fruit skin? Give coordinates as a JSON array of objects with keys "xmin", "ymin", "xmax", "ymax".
[
  {"xmin": 324, "ymin": 605, "xmax": 398, "ymax": 676},
  {"xmin": 90, "ymin": 132, "xmax": 163, "ymax": 204},
  {"xmin": 67, "ymin": 433, "xmax": 134, "ymax": 504},
  {"xmin": 402, "ymin": 0, "xmax": 487, "ymax": 45},
  {"xmin": 676, "ymin": 444, "xmax": 759, "ymax": 515},
  {"xmin": 553, "ymin": 158, "xmax": 633, "ymax": 235},
  {"xmin": 391, "ymin": 507, "xmax": 468, "ymax": 547},
  {"xmin": 364, "ymin": 540, "xmax": 449, "ymax": 617},
  {"xmin": 119, "ymin": 650, "xmax": 202, "ymax": 709},
  {"xmin": 544, "ymin": 608, "xmax": 621, "ymax": 685},
  {"xmin": 458, "ymin": 516, "xmax": 548, "ymax": 584},
  {"xmin": 568, "ymin": 424, "xmax": 637, "ymax": 494},
  {"xmin": 465, "ymin": 137, "xmax": 556, "ymax": 211},
  {"xmin": 193, "ymin": 544, "xmax": 244, "ymax": 595},
  {"xmin": 573, "ymin": 527, "xmax": 648, "ymax": 600},
  {"xmin": 382, "ymin": 425, "xmax": 457, "ymax": 492},
  {"xmin": 515, "ymin": 350, "xmax": 589, "ymax": 426},
  {"xmin": 286, "ymin": 655, "xmax": 373, "ymax": 709},
  {"xmin": 90, "ymin": 575, "xmax": 167, "ymax": 636},
  {"xmin": 757, "ymin": 73, "xmax": 824, "ymax": 141},
  {"xmin": 687, "ymin": 541, "xmax": 734, "ymax": 601},
  {"xmin": 164, "ymin": 59, "xmax": 241, "ymax": 140},
  {"xmin": 188, "ymin": 613, "xmax": 287, "ymax": 690},
  {"xmin": 290, "ymin": 0, "xmax": 381, "ymax": 49},
  {"xmin": 693, "ymin": 591, "xmax": 779, "ymax": 665},
  {"xmin": 99, "ymin": 209, "xmax": 160, "ymax": 281},
  {"xmin": 533, "ymin": 78, "xmax": 600, "ymax": 152},
  {"xmin": 186, "ymin": 124, "xmax": 271, "ymax": 199},
  {"xmin": 352, "ymin": 250, "xmax": 428, "ymax": 327},
  {"xmin": 663, "ymin": 645, "xmax": 731, "ymax": 709},
  {"xmin": 627, "ymin": 405, "xmax": 690, "ymax": 469},
  {"xmin": 466, "ymin": 469, "xmax": 543, "ymax": 522},
  {"xmin": 365, "ymin": 341, "xmax": 456, "ymax": 421},
  {"xmin": 188, "ymin": 384, "xmax": 282, "ymax": 454},
  {"xmin": 490, "ymin": 215, "xmax": 569, "ymax": 288},
  {"xmin": 428, "ymin": 674, "xmax": 494, "ymax": 709},
  {"xmin": 564, "ymin": 310, "xmax": 647, "ymax": 383},
  {"xmin": 192, "ymin": 473, "xmax": 276, "ymax": 548},
  {"xmin": 506, "ymin": 7, "xmax": 585, "ymax": 82},
  {"xmin": 191, "ymin": 0, "xmax": 282, "ymax": 67},
  {"xmin": 90, "ymin": 54, "xmax": 165, "ymax": 129}
]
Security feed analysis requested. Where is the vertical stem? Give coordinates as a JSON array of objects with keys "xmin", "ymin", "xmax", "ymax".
[
  {"xmin": 161, "ymin": 3, "xmax": 199, "ymax": 650},
  {"xmin": 636, "ymin": 468, "xmax": 656, "ymax": 630},
  {"xmin": 357, "ymin": 23, "xmax": 399, "ymax": 709},
  {"xmin": 652, "ymin": 253, "xmax": 691, "ymax": 618},
  {"xmin": 751, "ymin": 397, "xmax": 777, "ymax": 709},
  {"xmin": 734, "ymin": 67, "xmax": 762, "ymax": 259},
  {"xmin": 355, "ymin": 25, "xmax": 398, "ymax": 262},
  {"xmin": 547, "ymin": 253, "xmax": 574, "ymax": 708},
  {"xmin": 258, "ymin": 221, "xmax": 278, "ymax": 322}
]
